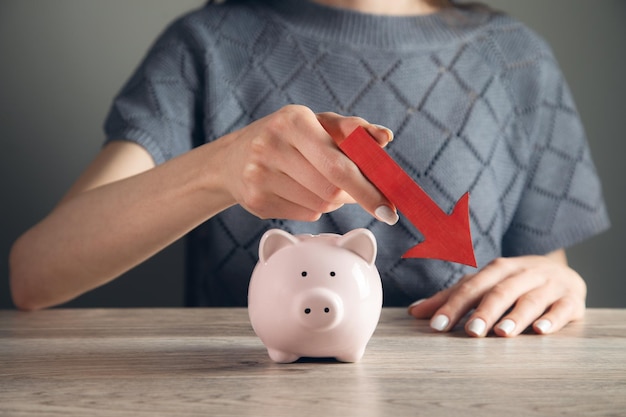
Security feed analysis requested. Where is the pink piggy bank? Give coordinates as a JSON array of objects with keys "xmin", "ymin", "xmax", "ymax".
[{"xmin": 248, "ymin": 228, "xmax": 382, "ymax": 363}]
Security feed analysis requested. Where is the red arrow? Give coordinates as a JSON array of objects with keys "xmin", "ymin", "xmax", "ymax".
[{"xmin": 339, "ymin": 126, "xmax": 477, "ymax": 267}]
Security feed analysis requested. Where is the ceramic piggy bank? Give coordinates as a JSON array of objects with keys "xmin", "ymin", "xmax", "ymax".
[{"xmin": 248, "ymin": 228, "xmax": 383, "ymax": 363}]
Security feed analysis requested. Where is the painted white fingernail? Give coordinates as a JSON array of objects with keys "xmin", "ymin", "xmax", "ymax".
[
  {"xmin": 375, "ymin": 205, "xmax": 399, "ymax": 226},
  {"xmin": 497, "ymin": 319, "xmax": 516, "ymax": 336},
  {"xmin": 373, "ymin": 124, "xmax": 394, "ymax": 141},
  {"xmin": 431, "ymin": 314, "xmax": 449, "ymax": 332},
  {"xmin": 467, "ymin": 318, "xmax": 486, "ymax": 337},
  {"xmin": 535, "ymin": 319, "xmax": 552, "ymax": 334},
  {"xmin": 407, "ymin": 299, "xmax": 425, "ymax": 315}
]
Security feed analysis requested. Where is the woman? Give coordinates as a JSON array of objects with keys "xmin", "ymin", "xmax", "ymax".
[{"xmin": 9, "ymin": 0, "xmax": 610, "ymax": 338}]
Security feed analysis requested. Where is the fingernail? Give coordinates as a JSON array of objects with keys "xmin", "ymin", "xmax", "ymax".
[
  {"xmin": 467, "ymin": 318, "xmax": 486, "ymax": 337},
  {"xmin": 373, "ymin": 124, "xmax": 394, "ymax": 141},
  {"xmin": 496, "ymin": 319, "xmax": 516, "ymax": 336},
  {"xmin": 375, "ymin": 205, "xmax": 399, "ymax": 226},
  {"xmin": 408, "ymin": 299, "xmax": 425, "ymax": 309},
  {"xmin": 431, "ymin": 314, "xmax": 449, "ymax": 332},
  {"xmin": 535, "ymin": 319, "xmax": 552, "ymax": 334},
  {"xmin": 407, "ymin": 298, "xmax": 425, "ymax": 315}
]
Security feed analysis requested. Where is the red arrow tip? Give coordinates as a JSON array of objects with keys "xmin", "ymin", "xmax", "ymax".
[
  {"xmin": 401, "ymin": 192, "xmax": 477, "ymax": 267},
  {"xmin": 340, "ymin": 126, "xmax": 477, "ymax": 267}
]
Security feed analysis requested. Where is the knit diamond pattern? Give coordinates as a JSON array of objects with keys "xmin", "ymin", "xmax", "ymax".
[{"xmin": 105, "ymin": 1, "xmax": 609, "ymax": 306}]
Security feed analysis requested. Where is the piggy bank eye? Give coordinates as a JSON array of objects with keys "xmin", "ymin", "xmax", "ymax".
[
  {"xmin": 301, "ymin": 271, "xmax": 307, "ymax": 277},
  {"xmin": 330, "ymin": 271, "xmax": 336, "ymax": 277}
]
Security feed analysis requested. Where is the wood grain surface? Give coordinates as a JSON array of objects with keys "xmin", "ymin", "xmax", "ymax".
[{"xmin": 1, "ymin": 308, "xmax": 625, "ymax": 416}]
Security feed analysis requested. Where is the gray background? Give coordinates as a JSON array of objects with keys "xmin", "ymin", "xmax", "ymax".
[{"xmin": 1, "ymin": 1, "xmax": 624, "ymax": 309}]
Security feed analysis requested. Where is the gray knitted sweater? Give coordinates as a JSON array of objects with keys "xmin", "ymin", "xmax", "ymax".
[{"xmin": 104, "ymin": 0, "xmax": 610, "ymax": 306}]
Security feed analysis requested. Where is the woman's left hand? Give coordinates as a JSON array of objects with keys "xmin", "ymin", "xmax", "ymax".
[{"xmin": 407, "ymin": 249, "xmax": 587, "ymax": 337}]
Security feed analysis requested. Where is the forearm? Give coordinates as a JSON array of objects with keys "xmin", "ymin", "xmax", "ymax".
[{"xmin": 9, "ymin": 144, "xmax": 233, "ymax": 310}]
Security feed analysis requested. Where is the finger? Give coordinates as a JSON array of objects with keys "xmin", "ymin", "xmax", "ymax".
[
  {"xmin": 239, "ymin": 160, "xmax": 335, "ymax": 220},
  {"xmin": 270, "ymin": 171, "xmax": 345, "ymax": 216},
  {"xmin": 316, "ymin": 112, "xmax": 394, "ymax": 146},
  {"xmin": 237, "ymin": 140, "xmax": 336, "ymax": 219},
  {"xmin": 315, "ymin": 111, "xmax": 397, "ymax": 222},
  {"xmin": 243, "ymin": 189, "xmax": 329, "ymax": 222},
  {"xmin": 273, "ymin": 142, "xmax": 349, "ymax": 209},
  {"xmin": 490, "ymin": 280, "xmax": 562, "ymax": 337},
  {"xmin": 293, "ymin": 114, "xmax": 397, "ymax": 225},
  {"xmin": 278, "ymin": 146, "xmax": 366, "ymax": 208},
  {"xmin": 428, "ymin": 288, "xmax": 480, "ymax": 333},
  {"xmin": 244, "ymin": 114, "xmax": 353, "ymax": 213},
  {"xmin": 428, "ymin": 258, "xmax": 524, "ymax": 332},
  {"xmin": 532, "ymin": 296, "xmax": 585, "ymax": 335},
  {"xmin": 407, "ymin": 288, "xmax": 452, "ymax": 319},
  {"xmin": 466, "ymin": 268, "xmax": 547, "ymax": 337},
  {"xmin": 492, "ymin": 259, "xmax": 585, "ymax": 337}
]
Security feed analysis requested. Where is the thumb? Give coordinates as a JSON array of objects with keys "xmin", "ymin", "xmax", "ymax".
[{"xmin": 316, "ymin": 112, "xmax": 394, "ymax": 147}]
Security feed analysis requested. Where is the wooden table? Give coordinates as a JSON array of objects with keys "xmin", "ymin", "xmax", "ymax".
[{"xmin": 1, "ymin": 308, "xmax": 625, "ymax": 416}]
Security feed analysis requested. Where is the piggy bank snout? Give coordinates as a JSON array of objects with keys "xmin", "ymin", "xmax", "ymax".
[{"xmin": 295, "ymin": 288, "xmax": 344, "ymax": 331}]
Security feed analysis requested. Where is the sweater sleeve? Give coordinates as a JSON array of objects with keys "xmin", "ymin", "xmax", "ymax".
[
  {"xmin": 103, "ymin": 16, "xmax": 203, "ymax": 165},
  {"xmin": 500, "ymin": 32, "xmax": 610, "ymax": 256}
]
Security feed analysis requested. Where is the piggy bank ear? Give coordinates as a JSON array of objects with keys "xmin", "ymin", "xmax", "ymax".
[
  {"xmin": 259, "ymin": 229, "xmax": 299, "ymax": 263},
  {"xmin": 337, "ymin": 228, "xmax": 377, "ymax": 266}
]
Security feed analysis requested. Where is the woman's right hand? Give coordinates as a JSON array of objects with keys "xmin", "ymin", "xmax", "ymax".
[
  {"xmin": 216, "ymin": 105, "xmax": 398, "ymax": 225},
  {"xmin": 9, "ymin": 105, "xmax": 397, "ymax": 310}
]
